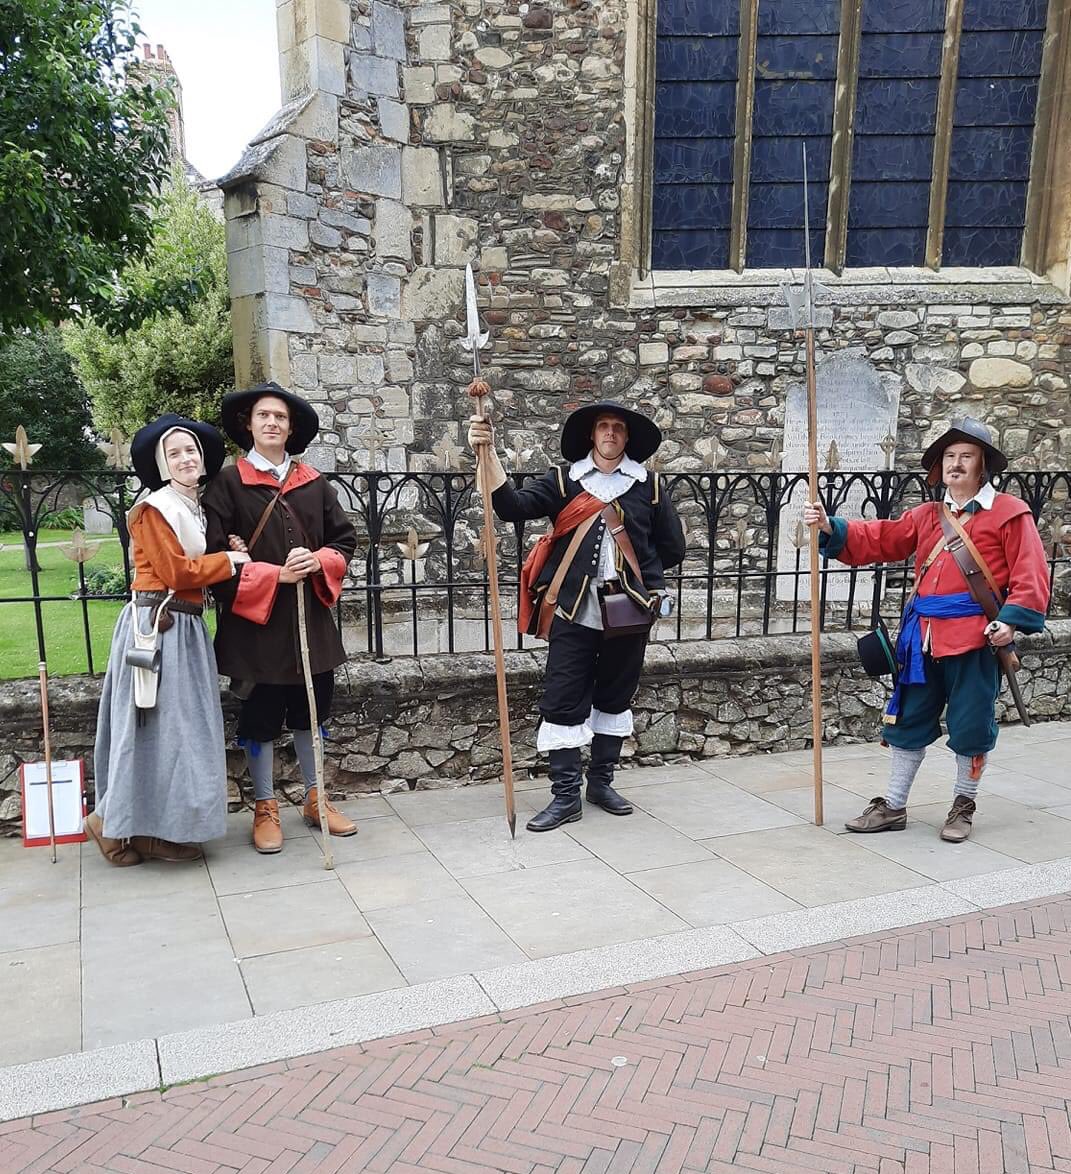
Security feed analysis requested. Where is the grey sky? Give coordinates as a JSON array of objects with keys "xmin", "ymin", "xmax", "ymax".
[{"xmin": 130, "ymin": 0, "xmax": 281, "ymax": 182}]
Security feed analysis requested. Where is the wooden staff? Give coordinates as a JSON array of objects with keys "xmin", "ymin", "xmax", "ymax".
[
  {"xmin": 801, "ymin": 144, "xmax": 825, "ymax": 826},
  {"xmin": 469, "ymin": 381, "xmax": 517, "ymax": 839},
  {"xmin": 296, "ymin": 580, "xmax": 334, "ymax": 869},
  {"xmin": 38, "ymin": 661, "xmax": 57, "ymax": 862}
]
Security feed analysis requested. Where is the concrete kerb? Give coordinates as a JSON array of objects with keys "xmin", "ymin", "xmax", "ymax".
[{"xmin": 4, "ymin": 856, "xmax": 1071, "ymax": 1122}]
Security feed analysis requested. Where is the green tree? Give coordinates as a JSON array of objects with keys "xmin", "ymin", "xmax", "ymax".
[
  {"xmin": 0, "ymin": 327, "xmax": 102, "ymax": 470},
  {"xmin": 64, "ymin": 173, "xmax": 234, "ymax": 434},
  {"xmin": 0, "ymin": 0, "xmax": 175, "ymax": 333}
]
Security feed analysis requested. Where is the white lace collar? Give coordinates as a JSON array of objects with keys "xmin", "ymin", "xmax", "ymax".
[{"xmin": 568, "ymin": 451, "xmax": 648, "ymax": 484}]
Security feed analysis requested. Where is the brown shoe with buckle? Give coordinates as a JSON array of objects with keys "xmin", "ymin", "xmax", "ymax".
[
  {"xmin": 303, "ymin": 787, "xmax": 357, "ymax": 837},
  {"xmin": 941, "ymin": 795, "xmax": 975, "ymax": 842},
  {"xmin": 845, "ymin": 796, "xmax": 907, "ymax": 833},
  {"xmin": 84, "ymin": 812, "xmax": 143, "ymax": 867},
  {"xmin": 253, "ymin": 799, "xmax": 283, "ymax": 853},
  {"xmin": 129, "ymin": 836, "xmax": 203, "ymax": 862}
]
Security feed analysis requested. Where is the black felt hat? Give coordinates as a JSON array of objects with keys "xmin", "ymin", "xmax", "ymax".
[
  {"xmin": 130, "ymin": 414, "xmax": 226, "ymax": 491},
  {"xmin": 857, "ymin": 617, "xmax": 898, "ymax": 684},
  {"xmin": 560, "ymin": 400, "xmax": 663, "ymax": 463},
  {"xmin": 221, "ymin": 382, "xmax": 320, "ymax": 455},
  {"xmin": 921, "ymin": 416, "xmax": 1007, "ymax": 486}
]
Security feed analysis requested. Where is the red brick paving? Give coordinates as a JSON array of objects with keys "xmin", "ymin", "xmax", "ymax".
[{"xmin": 4, "ymin": 896, "xmax": 1071, "ymax": 1172}]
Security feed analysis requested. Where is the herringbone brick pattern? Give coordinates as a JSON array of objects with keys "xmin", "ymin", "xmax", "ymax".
[{"xmin": 4, "ymin": 897, "xmax": 1071, "ymax": 1173}]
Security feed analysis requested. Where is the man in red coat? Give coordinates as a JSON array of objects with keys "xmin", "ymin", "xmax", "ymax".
[{"xmin": 804, "ymin": 418, "xmax": 1050, "ymax": 842}]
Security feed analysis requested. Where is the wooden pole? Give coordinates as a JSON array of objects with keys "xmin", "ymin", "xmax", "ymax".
[
  {"xmin": 38, "ymin": 661, "xmax": 57, "ymax": 862},
  {"xmin": 475, "ymin": 395, "xmax": 517, "ymax": 839},
  {"xmin": 296, "ymin": 582, "xmax": 334, "ymax": 869},
  {"xmin": 805, "ymin": 328, "xmax": 825, "ymax": 827}
]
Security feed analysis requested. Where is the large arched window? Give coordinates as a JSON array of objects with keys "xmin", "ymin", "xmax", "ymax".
[{"xmin": 650, "ymin": 0, "xmax": 1055, "ymax": 274}]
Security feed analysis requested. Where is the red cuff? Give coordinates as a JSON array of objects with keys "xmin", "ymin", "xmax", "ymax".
[
  {"xmin": 232, "ymin": 562, "xmax": 281, "ymax": 625},
  {"xmin": 311, "ymin": 547, "xmax": 347, "ymax": 609}
]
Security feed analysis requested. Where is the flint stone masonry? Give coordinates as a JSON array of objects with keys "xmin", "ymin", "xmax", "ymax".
[{"xmin": 2, "ymin": 623, "xmax": 1068, "ymax": 835}]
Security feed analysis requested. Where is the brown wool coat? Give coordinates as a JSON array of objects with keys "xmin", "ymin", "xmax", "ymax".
[{"xmin": 202, "ymin": 461, "xmax": 357, "ymax": 685}]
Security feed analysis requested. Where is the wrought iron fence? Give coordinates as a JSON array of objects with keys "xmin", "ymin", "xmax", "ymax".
[{"xmin": 0, "ymin": 466, "xmax": 1068, "ymax": 674}]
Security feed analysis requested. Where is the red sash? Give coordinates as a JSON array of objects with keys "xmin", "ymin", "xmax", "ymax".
[{"xmin": 518, "ymin": 491, "xmax": 604, "ymax": 634}]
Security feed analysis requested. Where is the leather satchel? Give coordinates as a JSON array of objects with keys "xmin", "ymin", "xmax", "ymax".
[{"xmin": 598, "ymin": 505, "xmax": 656, "ymax": 638}]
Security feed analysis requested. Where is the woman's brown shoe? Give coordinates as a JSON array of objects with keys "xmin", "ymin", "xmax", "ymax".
[
  {"xmin": 253, "ymin": 799, "xmax": 283, "ymax": 853},
  {"xmin": 85, "ymin": 812, "xmax": 143, "ymax": 867},
  {"xmin": 303, "ymin": 787, "xmax": 357, "ymax": 836},
  {"xmin": 128, "ymin": 836, "xmax": 203, "ymax": 862}
]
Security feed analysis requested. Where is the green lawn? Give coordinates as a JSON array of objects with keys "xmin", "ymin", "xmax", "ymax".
[{"xmin": 0, "ymin": 530, "xmax": 127, "ymax": 678}]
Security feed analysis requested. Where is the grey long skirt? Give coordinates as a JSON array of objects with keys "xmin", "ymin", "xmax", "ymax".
[{"xmin": 93, "ymin": 603, "xmax": 228, "ymax": 843}]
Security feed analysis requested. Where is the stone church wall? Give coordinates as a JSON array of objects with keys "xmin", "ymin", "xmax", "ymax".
[{"xmin": 220, "ymin": 0, "xmax": 1071, "ymax": 478}]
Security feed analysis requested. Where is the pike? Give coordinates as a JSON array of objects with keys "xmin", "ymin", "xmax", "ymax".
[
  {"xmin": 461, "ymin": 263, "xmax": 517, "ymax": 838},
  {"xmin": 780, "ymin": 144, "xmax": 826, "ymax": 827}
]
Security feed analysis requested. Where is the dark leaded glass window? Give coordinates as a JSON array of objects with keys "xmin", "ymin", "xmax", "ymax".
[
  {"xmin": 944, "ymin": 0, "xmax": 1046, "ymax": 265},
  {"xmin": 652, "ymin": 0, "xmax": 738, "ymax": 268},
  {"xmin": 846, "ymin": 0, "xmax": 944, "ymax": 267},
  {"xmin": 650, "ymin": 0, "xmax": 1051, "ymax": 272},
  {"xmin": 747, "ymin": 0, "xmax": 837, "ymax": 267}
]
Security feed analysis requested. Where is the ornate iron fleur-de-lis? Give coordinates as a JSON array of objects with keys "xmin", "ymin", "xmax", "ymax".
[
  {"xmin": 396, "ymin": 526, "xmax": 430, "ymax": 562},
  {"xmin": 879, "ymin": 432, "xmax": 897, "ymax": 470},
  {"xmin": 2, "ymin": 425, "xmax": 42, "ymax": 469},
  {"xmin": 98, "ymin": 428, "xmax": 130, "ymax": 470},
  {"xmin": 60, "ymin": 528, "xmax": 101, "ymax": 564},
  {"xmin": 793, "ymin": 517, "xmax": 807, "ymax": 549},
  {"xmin": 825, "ymin": 439, "xmax": 841, "ymax": 472},
  {"xmin": 361, "ymin": 419, "xmax": 389, "ymax": 469},
  {"xmin": 431, "ymin": 432, "xmax": 465, "ymax": 472}
]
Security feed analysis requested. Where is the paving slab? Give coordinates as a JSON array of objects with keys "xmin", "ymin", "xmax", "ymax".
[
  {"xmin": 702, "ymin": 823, "xmax": 932, "ymax": 906},
  {"xmin": 0, "ymin": 942, "xmax": 80, "ymax": 1067},
  {"xmin": 620, "ymin": 776, "xmax": 805, "ymax": 839},
  {"xmin": 846, "ymin": 820, "xmax": 1025, "ymax": 881},
  {"xmin": 461, "ymin": 858, "xmax": 690, "ymax": 958},
  {"xmin": 558, "ymin": 807, "xmax": 713, "ymax": 873},
  {"xmin": 414, "ymin": 813, "xmax": 592, "ymax": 879},
  {"xmin": 624, "ymin": 856, "xmax": 802, "ymax": 925},
  {"xmin": 239, "ymin": 937, "xmax": 406, "ymax": 1014},
  {"xmin": 219, "ymin": 879, "xmax": 372, "ymax": 958},
  {"xmin": 0, "ymin": 848, "xmax": 80, "ymax": 954},
  {"xmin": 387, "ymin": 786, "xmax": 536, "ymax": 827},
  {"xmin": 81, "ymin": 890, "xmax": 250, "ymax": 1050},
  {"xmin": 336, "ymin": 850, "xmax": 467, "ymax": 910},
  {"xmin": 82, "ymin": 846, "xmax": 215, "ymax": 909},
  {"xmin": 910, "ymin": 795, "xmax": 1071, "ymax": 862},
  {"xmin": 301, "ymin": 812, "xmax": 427, "ymax": 865},
  {"xmin": 364, "ymin": 893, "xmax": 527, "ymax": 983}
]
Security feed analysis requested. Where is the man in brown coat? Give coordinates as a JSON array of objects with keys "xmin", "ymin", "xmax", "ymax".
[{"xmin": 203, "ymin": 383, "xmax": 358, "ymax": 853}]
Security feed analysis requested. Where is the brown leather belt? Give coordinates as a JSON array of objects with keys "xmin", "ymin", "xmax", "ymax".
[{"xmin": 135, "ymin": 592, "xmax": 203, "ymax": 617}]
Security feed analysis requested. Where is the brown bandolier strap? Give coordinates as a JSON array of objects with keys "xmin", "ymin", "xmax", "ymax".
[
  {"xmin": 536, "ymin": 513, "xmax": 601, "ymax": 639},
  {"xmin": 600, "ymin": 503, "xmax": 649, "ymax": 593},
  {"xmin": 247, "ymin": 464, "xmax": 298, "ymax": 555},
  {"xmin": 939, "ymin": 504, "xmax": 1021, "ymax": 673}
]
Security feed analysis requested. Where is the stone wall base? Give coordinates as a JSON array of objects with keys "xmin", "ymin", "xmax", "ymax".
[{"xmin": 2, "ymin": 622, "xmax": 1068, "ymax": 834}]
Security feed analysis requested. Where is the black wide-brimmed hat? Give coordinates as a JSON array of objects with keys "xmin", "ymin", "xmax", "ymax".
[
  {"xmin": 130, "ymin": 414, "xmax": 226, "ymax": 491},
  {"xmin": 921, "ymin": 416, "xmax": 1007, "ymax": 486},
  {"xmin": 221, "ymin": 382, "xmax": 320, "ymax": 455},
  {"xmin": 560, "ymin": 400, "xmax": 662, "ymax": 463},
  {"xmin": 857, "ymin": 616, "xmax": 898, "ymax": 684}
]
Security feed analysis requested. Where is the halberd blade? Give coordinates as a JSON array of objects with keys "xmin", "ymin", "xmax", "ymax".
[{"xmin": 460, "ymin": 263, "xmax": 489, "ymax": 353}]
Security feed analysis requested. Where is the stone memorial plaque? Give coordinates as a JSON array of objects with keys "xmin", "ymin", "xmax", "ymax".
[
  {"xmin": 776, "ymin": 351, "xmax": 901, "ymax": 604},
  {"xmin": 81, "ymin": 497, "xmax": 114, "ymax": 535}
]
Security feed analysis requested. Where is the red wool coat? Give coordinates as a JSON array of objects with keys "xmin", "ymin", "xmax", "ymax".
[{"xmin": 831, "ymin": 494, "xmax": 1050, "ymax": 657}]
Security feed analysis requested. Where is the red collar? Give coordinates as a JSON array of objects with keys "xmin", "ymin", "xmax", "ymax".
[{"xmin": 236, "ymin": 457, "xmax": 320, "ymax": 493}]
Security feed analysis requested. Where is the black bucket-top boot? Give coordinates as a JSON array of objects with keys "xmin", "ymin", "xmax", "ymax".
[
  {"xmin": 585, "ymin": 733, "xmax": 634, "ymax": 815},
  {"xmin": 526, "ymin": 748, "xmax": 584, "ymax": 832}
]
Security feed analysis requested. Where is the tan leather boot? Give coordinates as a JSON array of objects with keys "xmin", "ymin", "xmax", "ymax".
[
  {"xmin": 845, "ymin": 797, "xmax": 907, "ymax": 833},
  {"xmin": 253, "ymin": 799, "xmax": 283, "ymax": 853},
  {"xmin": 129, "ymin": 836, "xmax": 203, "ymax": 863},
  {"xmin": 941, "ymin": 796, "xmax": 975, "ymax": 842},
  {"xmin": 85, "ymin": 812, "xmax": 142, "ymax": 867},
  {"xmin": 303, "ymin": 787, "xmax": 357, "ymax": 837}
]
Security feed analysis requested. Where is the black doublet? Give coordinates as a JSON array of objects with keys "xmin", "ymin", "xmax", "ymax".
[{"xmin": 491, "ymin": 464, "xmax": 686, "ymax": 631}]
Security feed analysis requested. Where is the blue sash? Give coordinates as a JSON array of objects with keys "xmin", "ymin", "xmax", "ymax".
[{"xmin": 885, "ymin": 592, "xmax": 984, "ymax": 721}]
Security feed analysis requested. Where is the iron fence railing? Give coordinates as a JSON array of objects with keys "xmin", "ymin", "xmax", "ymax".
[{"xmin": 1, "ymin": 466, "xmax": 1068, "ymax": 673}]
